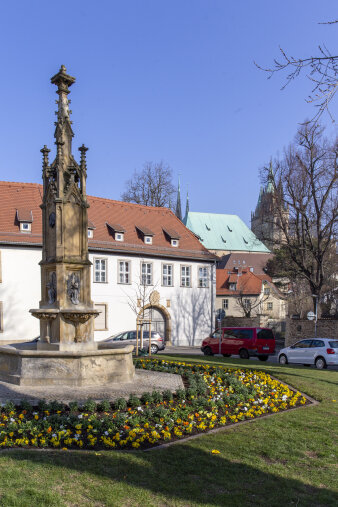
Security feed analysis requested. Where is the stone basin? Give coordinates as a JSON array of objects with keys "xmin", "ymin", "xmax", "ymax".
[{"xmin": 0, "ymin": 342, "xmax": 135, "ymax": 387}]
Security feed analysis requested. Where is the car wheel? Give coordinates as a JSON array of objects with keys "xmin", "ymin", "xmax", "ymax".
[
  {"xmin": 279, "ymin": 354, "xmax": 288, "ymax": 365},
  {"xmin": 258, "ymin": 355, "xmax": 268, "ymax": 361},
  {"xmin": 315, "ymin": 356, "xmax": 327, "ymax": 369},
  {"xmin": 203, "ymin": 347, "xmax": 214, "ymax": 356},
  {"xmin": 222, "ymin": 353, "xmax": 231, "ymax": 357},
  {"xmin": 239, "ymin": 349, "xmax": 249, "ymax": 360},
  {"xmin": 150, "ymin": 344, "xmax": 159, "ymax": 354}
]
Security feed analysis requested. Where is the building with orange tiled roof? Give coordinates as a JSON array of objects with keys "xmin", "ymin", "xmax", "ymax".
[
  {"xmin": 0, "ymin": 180, "xmax": 216, "ymax": 346},
  {"xmin": 216, "ymin": 265, "xmax": 286, "ymax": 322}
]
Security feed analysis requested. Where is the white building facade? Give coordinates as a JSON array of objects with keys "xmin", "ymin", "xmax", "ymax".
[{"xmin": 0, "ymin": 183, "xmax": 216, "ymax": 347}]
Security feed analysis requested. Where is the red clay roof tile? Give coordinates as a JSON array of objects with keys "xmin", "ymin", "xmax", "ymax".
[{"xmin": 0, "ymin": 181, "xmax": 215, "ymax": 262}]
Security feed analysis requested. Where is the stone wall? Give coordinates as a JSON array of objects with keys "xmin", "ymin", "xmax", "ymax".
[
  {"xmin": 285, "ymin": 318, "xmax": 338, "ymax": 347},
  {"xmin": 217, "ymin": 315, "xmax": 266, "ymax": 328}
]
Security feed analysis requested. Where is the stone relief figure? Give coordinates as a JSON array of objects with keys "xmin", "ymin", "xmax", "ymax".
[
  {"xmin": 47, "ymin": 272, "xmax": 56, "ymax": 304},
  {"xmin": 67, "ymin": 273, "xmax": 81, "ymax": 305}
]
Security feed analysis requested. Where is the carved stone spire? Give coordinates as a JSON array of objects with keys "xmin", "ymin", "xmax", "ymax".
[
  {"xmin": 40, "ymin": 145, "xmax": 50, "ymax": 169},
  {"xmin": 51, "ymin": 65, "xmax": 75, "ymax": 161}
]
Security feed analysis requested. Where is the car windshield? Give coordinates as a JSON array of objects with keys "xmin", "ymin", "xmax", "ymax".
[{"xmin": 329, "ymin": 340, "xmax": 338, "ymax": 348}]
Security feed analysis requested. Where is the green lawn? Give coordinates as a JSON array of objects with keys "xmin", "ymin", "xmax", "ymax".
[{"xmin": 0, "ymin": 356, "xmax": 337, "ymax": 507}]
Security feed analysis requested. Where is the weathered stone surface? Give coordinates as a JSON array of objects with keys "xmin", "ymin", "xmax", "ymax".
[
  {"xmin": 0, "ymin": 344, "xmax": 135, "ymax": 386},
  {"xmin": 0, "ymin": 369, "xmax": 184, "ymax": 405},
  {"xmin": 285, "ymin": 318, "xmax": 338, "ymax": 346}
]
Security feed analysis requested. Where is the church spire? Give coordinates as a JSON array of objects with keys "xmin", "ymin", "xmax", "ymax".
[
  {"xmin": 175, "ymin": 177, "xmax": 182, "ymax": 221},
  {"xmin": 183, "ymin": 187, "xmax": 189, "ymax": 223},
  {"xmin": 266, "ymin": 160, "xmax": 274, "ymax": 194}
]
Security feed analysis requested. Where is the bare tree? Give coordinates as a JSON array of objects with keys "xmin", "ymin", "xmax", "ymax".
[
  {"xmin": 235, "ymin": 279, "xmax": 269, "ymax": 318},
  {"xmin": 262, "ymin": 124, "xmax": 338, "ymax": 313},
  {"xmin": 236, "ymin": 292, "xmax": 265, "ymax": 318},
  {"xmin": 123, "ymin": 267, "xmax": 160, "ymax": 349},
  {"xmin": 121, "ymin": 161, "xmax": 176, "ymax": 207},
  {"xmin": 256, "ymin": 21, "xmax": 338, "ymax": 122}
]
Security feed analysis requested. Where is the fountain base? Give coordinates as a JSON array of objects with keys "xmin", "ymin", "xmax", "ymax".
[{"xmin": 0, "ymin": 343, "xmax": 135, "ymax": 387}]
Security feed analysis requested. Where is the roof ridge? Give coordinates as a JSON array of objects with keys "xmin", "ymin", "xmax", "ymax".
[{"xmin": 0, "ymin": 181, "xmax": 42, "ymax": 188}]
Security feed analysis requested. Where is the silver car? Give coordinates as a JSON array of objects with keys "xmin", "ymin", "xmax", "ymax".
[
  {"xmin": 104, "ymin": 330, "xmax": 166, "ymax": 354},
  {"xmin": 278, "ymin": 338, "xmax": 338, "ymax": 369}
]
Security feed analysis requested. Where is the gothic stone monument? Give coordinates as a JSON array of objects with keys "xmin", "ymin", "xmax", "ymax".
[{"xmin": 0, "ymin": 66, "xmax": 135, "ymax": 386}]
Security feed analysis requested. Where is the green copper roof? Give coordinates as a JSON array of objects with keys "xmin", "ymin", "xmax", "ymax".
[{"xmin": 183, "ymin": 212, "xmax": 270, "ymax": 253}]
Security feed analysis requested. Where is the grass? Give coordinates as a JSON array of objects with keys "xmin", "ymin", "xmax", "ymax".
[{"xmin": 0, "ymin": 355, "xmax": 337, "ymax": 506}]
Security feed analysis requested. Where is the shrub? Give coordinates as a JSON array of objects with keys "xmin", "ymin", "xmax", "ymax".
[
  {"xmin": 68, "ymin": 401, "xmax": 79, "ymax": 413},
  {"xmin": 163, "ymin": 389, "xmax": 173, "ymax": 402},
  {"xmin": 151, "ymin": 391, "xmax": 163, "ymax": 403},
  {"xmin": 83, "ymin": 399, "xmax": 97, "ymax": 413},
  {"xmin": 128, "ymin": 395, "xmax": 141, "ymax": 408},
  {"xmin": 140, "ymin": 392, "xmax": 153, "ymax": 404},
  {"xmin": 114, "ymin": 398, "xmax": 127, "ymax": 411},
  {"xmin": 98, "ymin": 400, "xmax": 111, "ymax": 412}
]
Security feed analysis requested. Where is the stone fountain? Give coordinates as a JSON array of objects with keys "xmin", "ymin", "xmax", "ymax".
[{"xmin": 0, "ymin": 66, "xmax": 135, "ymax": 387}]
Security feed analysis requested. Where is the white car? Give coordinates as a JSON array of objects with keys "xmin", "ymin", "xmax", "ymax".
[{"xmin": 278, "ymin": 338, "xmax": 338, "ymax": 369}]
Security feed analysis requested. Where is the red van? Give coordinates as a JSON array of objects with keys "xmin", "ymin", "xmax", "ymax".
[{"xmin": 201, "ymin": 327, "xmax": 275, "ymax": 361}]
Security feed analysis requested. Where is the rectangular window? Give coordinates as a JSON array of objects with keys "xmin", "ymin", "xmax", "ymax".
[
  {"xmin": 264, "ymin": 287, "xmax": 270, "ymax": 295},
  {"xmin": 94, "ymin": 303, "xmax": 108, "ymax": 331},
  {"xmin": 88, "ymin": 229, "xmax": 93, "ymax": 238},
  {"xmin": 20, "ymin": 223, "xmax": 31, "ymax": 232},
  {"xmin": 229, "ymin": 283, "xmax": 237, "ymax": 290},
  {"xmin": 267, "ymin": 302, "xmax": 273, "ymax": 310},
  {"xmin": 94, "ymin": 258, "xmax": 107, "ymax": 283},
  {"xmin": 198, "ymin": 266, "xmax": 209, "ymax": 287},
  {"xmin": 222, "ymin": 298, "xmax": 228, "ymax": 310},
  {"xmin": 119, "ymin": 260, "xmax": 130, "ymax": 284},
  {"xmin": 162, "ymin": 264, "xmax": 173, "ymax": 286},
  {"xmin": 141, "ymin": 262, "xmax": 152, "ymax": 285},
  {"xmin": 244, "ymin": 299, "xmax": 250, "ymax": 309},
  {"xmin": 181, "ymin": 265, "xmax": 191, "ymax": 287}
]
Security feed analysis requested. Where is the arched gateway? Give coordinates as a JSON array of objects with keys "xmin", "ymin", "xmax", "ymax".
[{"xmin": 138, "ymin": 304, "xmax": 171, "ymax": 343}]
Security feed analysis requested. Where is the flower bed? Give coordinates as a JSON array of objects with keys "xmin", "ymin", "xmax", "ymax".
[{"xmin": 0, "ymin": 358, "xmax": 307, "ymax": 450}]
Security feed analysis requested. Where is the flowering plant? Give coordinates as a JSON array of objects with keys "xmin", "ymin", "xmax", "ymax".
[{"xmin": 0, "ymin": 359, "xmax": 307, "ymax": 450}]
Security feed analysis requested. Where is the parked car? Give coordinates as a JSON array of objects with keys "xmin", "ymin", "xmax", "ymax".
[
  {"xmin": 201, "ymin": 327, "xmax": 275, "ymax": 360},
  {"xmin": 278, "ymin": 338, "xmax": 338, "ymax": 369},
  {"xmin": 104, "ymin": 330, "xmax": 165, "ymax": 354}
]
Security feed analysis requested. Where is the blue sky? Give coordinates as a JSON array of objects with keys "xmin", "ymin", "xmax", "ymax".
[{"xmin": 0, "ymin": 1, "xmax": 337, "ymax": 225}]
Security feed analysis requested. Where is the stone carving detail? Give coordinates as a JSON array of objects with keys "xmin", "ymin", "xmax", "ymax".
[
  {"xmin": 149, "ymin": 290, "xmax": 160, "ymax": 305},
  {"xmin": 67, "ymin": 273, "xmax": 80, "ymax": 305},
  {"xmin": 47, "ymin": 272, "xmax": 57, "ymax": 304},
  {"xmin": 49, "ymin": 212, "xmax": 56, "ymax": 228}
]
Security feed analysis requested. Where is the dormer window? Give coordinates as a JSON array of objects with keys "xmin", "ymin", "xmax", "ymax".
[
  {"xmin": 163, "ymin": 228, "xmax": 180, "ymax": 247},
  {"xmin": 88, "ymin": 219, "xmax": 95, "ymax": 239},
  {"xmin": 20, "ymin": 222, "xmax": 31, "ymax": 232},
  {"xmin": 16, "ymin": 208, "xmax": 33, "ymax": 233},
  {"xmin": 106, "ymin": 222, "xmax": 126, "ymax": 242},
  {"xmin": 229, "ymin": 283, "xmax": 237, "ymax": 290},
  {"xmin": 136, "ymin": 225, "xmax": 154, "ymax": 244}
]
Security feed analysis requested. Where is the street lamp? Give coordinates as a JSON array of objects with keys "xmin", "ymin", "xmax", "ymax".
[{"xmin": 312, "ymin": 294, "xmax": 319, "ymax": 338}]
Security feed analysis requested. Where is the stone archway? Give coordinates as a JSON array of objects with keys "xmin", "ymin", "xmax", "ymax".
[{"xmin": 138, "ymin": 303, "xmax": 172, "ymax": 343}]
